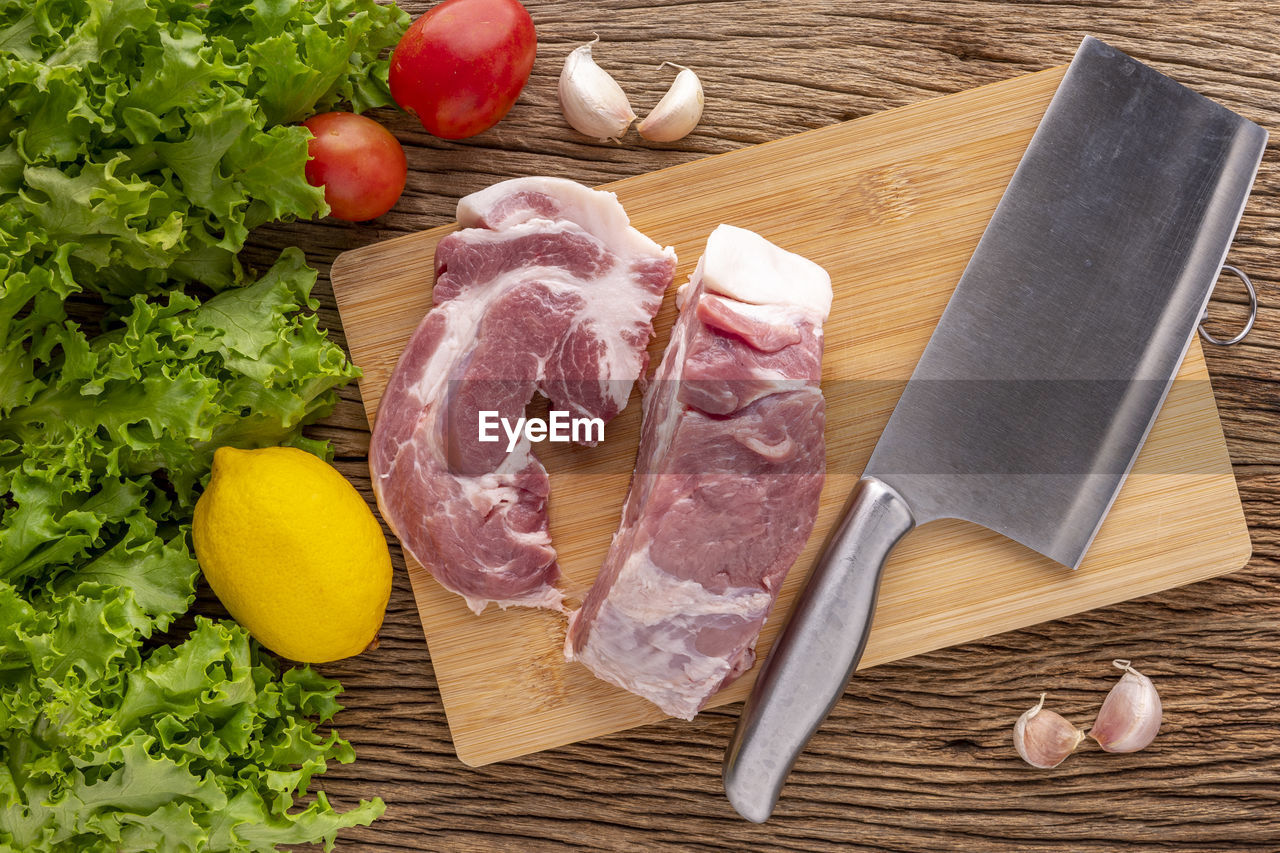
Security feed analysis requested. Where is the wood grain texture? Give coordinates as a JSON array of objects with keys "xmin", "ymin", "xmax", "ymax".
[
  {"xmin": 328, "ymin": 66, "xmax": 1250, "ymax": 767},
  {"xmin": 228, "ymin": 1, "xmax": 1280, "ymax": 850}
]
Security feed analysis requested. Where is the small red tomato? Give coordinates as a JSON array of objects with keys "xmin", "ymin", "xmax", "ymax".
[
  {"xmin": 302, "ymin": 112, "xmax": 407, "ymax": 222},
  {"xmin": 389, "ymin": 0, "xmax": 536, "ymax": 140}
]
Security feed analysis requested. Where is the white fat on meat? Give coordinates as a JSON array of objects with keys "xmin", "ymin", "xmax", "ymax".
[
  {"xmin": 369, "ymin": 178, "xmax": 675, "ymax": 614},
  {"xmin": 566, "ymin": 224, "xmax": 830, "ymax": 719},
  {"xmin": 682, "ymin": 223, "xmax": 832, "ymax": 319}
]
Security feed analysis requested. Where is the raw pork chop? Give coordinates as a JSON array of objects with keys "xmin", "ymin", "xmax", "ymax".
[
  {"xmin": 370, "ymin": 177, "xmax": 675, "ymax": 614},
  {"xmin": 565, "ymin": 224, "xmax": 831, "ymax": 720}
]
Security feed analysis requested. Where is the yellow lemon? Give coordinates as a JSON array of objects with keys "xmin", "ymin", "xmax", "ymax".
[{"xmin": 192, "ymin": 446, "xmax": 392, "ymax": 663}]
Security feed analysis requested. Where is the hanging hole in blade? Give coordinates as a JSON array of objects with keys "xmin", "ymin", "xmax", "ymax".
[{"xmin": 1198, "ymin": 264, "xmax": 1257, "ymax": 347}]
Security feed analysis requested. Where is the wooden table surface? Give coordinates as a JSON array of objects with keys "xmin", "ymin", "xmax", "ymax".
[{"xmin": 238, "ymin": 3, "xmax": 1280, "ymax": 850}]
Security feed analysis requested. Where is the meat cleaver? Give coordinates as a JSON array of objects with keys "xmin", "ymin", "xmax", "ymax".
[{"xmin": 723, "ymin": 36, "xmax": 1266, "ymax": 822}]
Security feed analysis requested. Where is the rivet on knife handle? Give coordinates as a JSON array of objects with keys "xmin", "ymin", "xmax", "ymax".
[{"xmin": 723, "ymin": 476, "xmax": 915, "ymax": 822}]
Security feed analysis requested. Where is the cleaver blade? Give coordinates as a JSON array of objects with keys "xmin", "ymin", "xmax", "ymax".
[{"xmin": 724, "ymin": 35, "xmax": 1266, "ymax": 822}]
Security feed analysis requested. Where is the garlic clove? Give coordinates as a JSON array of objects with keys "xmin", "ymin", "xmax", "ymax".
[
  {"xmin": 558, "ymin": 36, "xmax": 636, "ymax": 142},
  {"xmin": 637, "ymin": 62, "xmax": 704, "ymax": 142},
  {"xmin": 1089, "ymin": 659, "xmax": 1162, "ymax": 753},
  {"xmin": 1013, "ymin": 693, "xmax": 1086, "ymax": 769}
]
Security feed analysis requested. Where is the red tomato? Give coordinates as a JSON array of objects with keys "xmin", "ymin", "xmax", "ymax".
[
  {"xmin": 389, "ymin": 0, "xmax": 536, "ymax": 140},
  {"xmin": 303, "ymin": 112, "xmax": 407, "ymax": 222}
]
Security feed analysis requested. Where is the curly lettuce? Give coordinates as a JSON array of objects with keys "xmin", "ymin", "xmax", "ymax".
[
  {"xmin": 0, "ymin": 251, "xmax": 379, "ymax": 852},
  {"xmin": 0, "ymin": 0, "xmax": 408, "ymax": 849},
  {"xmin": 0, "ymin": 0, "xmax": 405, "ymax": 296}
]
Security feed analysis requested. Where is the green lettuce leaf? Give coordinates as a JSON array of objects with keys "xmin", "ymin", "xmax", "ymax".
[
  {"xmin": 0, "ymin": 248, "xmax": 357, "ymax": 504},
  {"xmin": 0, "ymin": 250, "xmax": 377, "ymax": 850},
  {"xmin": 0, "ymin": 0, "xmax": 406, "ymax": 849},
  {"xmin": 0, "ymin": 0, "xmax": 407, "ymax": 297},
  {"xmin": 1, "ymin": 616, "xmax": 383, "ymax": 852}
]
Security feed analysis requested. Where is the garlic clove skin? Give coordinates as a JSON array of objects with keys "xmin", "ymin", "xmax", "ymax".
[
  {"xmin": 1089, "ymin": 659, "xmax": 1162, "ymax": 753},
  {"xmin": 637, "ymin": 63, "xmax": 704, "ymax": 142},
  {"xmin": 1013, "ymin": 693, "xmax": 1086, "ymax": 769},
  {"xmin": 558, "ymin": 36, "xmax": 636, "ymax": 142}
]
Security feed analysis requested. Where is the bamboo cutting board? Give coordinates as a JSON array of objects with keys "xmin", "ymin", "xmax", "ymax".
[{"xmin": 331, "ymin": 65, "xmax": 1252, "ymax": 766}]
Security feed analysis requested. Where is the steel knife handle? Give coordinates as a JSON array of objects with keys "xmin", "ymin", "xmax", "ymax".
[{"xmin": 723, "ymin": 475, "xmax": 916, "ymax": 822}]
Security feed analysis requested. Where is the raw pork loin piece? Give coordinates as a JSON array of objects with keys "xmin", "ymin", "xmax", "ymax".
[
  {"xmin": 370, "ymin": 177, "xmax": 675, "ymax": 614},
  {"xmin": 566, "ymin": 224, "xmax": 831, "ymax": 719}
]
